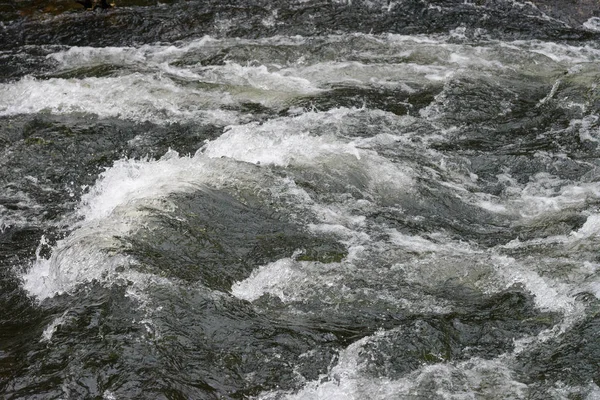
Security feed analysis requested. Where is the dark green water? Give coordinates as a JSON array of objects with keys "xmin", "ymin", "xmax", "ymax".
[{"xmin": 1, "ymin": 1, "xmax": 600, "ymax": 399}]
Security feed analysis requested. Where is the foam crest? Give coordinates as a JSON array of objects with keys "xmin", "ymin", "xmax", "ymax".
[
  {"xmin": 386, "ymin": 229, "xmax": 475, "ymax": 254},
  {"xmin": 490, "ymin": 255, "xmax": 580, "ymax": 315},
  {"xmin": 231, "ymin": 226, "xmax": 481, "ymax": 314},
  {"xmin": 0, "ymin": 75, "xmax": 239, "ymax": 124},
  {"xmin": 79, "ymin": 150, "xmax": 206, "ymax": 222},
  {"xmin": 12, "ymin": 34, "xmax": 596, "ymax": 126},
  {"xmin": 231, "ymin": 257, "xmax": 313, "ymax": 303},
  {"xmin": 22, "ymin": 152, "xmax": 222, "ymax": 299},
  {"xmin": 204, "ymin": 123, "xmax": 359, "ymax": 166},
  {"xmin": 583, "ymin": 17, "xmax": 600, "ymax": 32},
  {"xmin": 571, "ymin": 214, "xmax": 600, "ymax": 239},
  {"xmin": 297, "ymin": 61, "xmax": 454, "ymax": 87},
  {"xmin": 231, "ymin": 245, "xmax": 456, "ymax": 314},
  {"xmin": 203, "ymin": 109, "xmax": 414, "ymax": 199},
  {"xmin": 260, "ymin": 331, "xmax": 527, "ymax": 400},
  {"xmin": 502, "ymin": 173, "xmax": 600, "ymax": 218},
  {"xmin": 40, "ymin": 311, "xmax": 69, "ymax": 342},
  {"xmin": 22, "ymin": 228, "xmax": 133, "ymax": 300},
  {"xmin": 48, "ymin": 46, "xmax": 147, "ymax": 68},
  {"xmin": 47, "ymin": 36, "xmax": 217, "ymax": 68},
  {"xmin": 194, "ymin": 62, "xmax": 322, "ymax": 95},
  {"xmin": 507, "ymin": 40, "xmax": 600, "ymax": 63},
  {"xmin": 21, "ymin": 147, "xmax": 318, "ymax": 300}
]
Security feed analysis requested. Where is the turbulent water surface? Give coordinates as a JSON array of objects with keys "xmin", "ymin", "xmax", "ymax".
[{"xmin": 1, "ymin": 0, "xmax": 600, "ymax": 399}]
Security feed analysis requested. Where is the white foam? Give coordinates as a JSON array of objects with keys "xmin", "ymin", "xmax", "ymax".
[
  {"xmin": 203, "ymin": 109, "xmax": 415, "ymax": 203},
  {"xmin": 587, "ymin": 383, "xmax": 600, "ymax": 400},
  {"xmin": 507, "ymin": 40, "xmax": 600, "ymax": 63},
  {"xmin": 490, "ymin": 254, "xmax": 580, "ymax": 315},
  {"xmin": 17, "ymin": 33, "xmax": 600, "ymax": 333},
  {"xmin": 475, "ymin": 199, "xmax": 509, "ymax": 213},
  {"xmin": 22, "ymin": 151, "xmax": 217, "ymax": 299},
  {"xmin": 571, "ymin": 214, "xmax": 600, "ymax": 239},
  {"xmin": 40, "ymin": 311, "xmax": 69, "ymax": 342},
  {"xmin": 0, "ymin": 75, "xmax": 240, "ymax": 124},
  {"xmin": 259, "ymin": 330, "xmax": 527, "ymax": 400},
  {"xmin": 194, "ymin": 62, "xmax": 322, "ymax": 95},
  {"xmin": 231, "ymin": 257, "xmax": 314, "ymax": 302},
  {"xmin": 231, "ymin": 218, "xmax": 483, "ymax": 314},
  {"xmin": 572, "ymin": 115, "xmax": 600, "ymax": 143},
  {"xmin": 10, "ymin": 33, "xmax": 596, "ymax": 126},
  {"xmin": 204, "ymin": 120, "xmax": 361, "ymax": 167},
  {"xmin": 296, "ymin": 60, "xmax": 455, "ymax": 87},
  {"xmin": 231, "ymin": 241, "xmax": 457, "ymax": 314},
  {"xmin": 38, "ymin": 33, "xmax": 600, "ymax": 80},
  {"xmin": 386, "ymin": 228, "xmax": 475, "ymax": 254},
  {"xmin": 583, "ymin": 17, "xmax": 600, "ymax": 32},
  {"xmin": 547, "ymin": 381, "xmax": 600, "ymax": 400},
  {"xmin": 537, "ymin": 78, "xmax": 561, "ymax": 106},
  {"xmin": 226, "ymin": 144, "xmax": 590, "ymax": 317},
  {"xmin": 23, "ymin": 130, "xmax": 350, "ymax": 300},
  {"xmin": 22, "ymin": 225, "xmax": 135, "ymax": 300},
  {"xmin": 1, "ymin": 59, "xmax": 326, "ymax": 122},
  {"xmin": 500, "ymin": 172, "xmax": 600, "ymax": 219},
  {"xmin": 103, "ymin": 391, "xmax": 117, "ymax": 400},
  {"xmin": 78, "ymin": 150, "xmax": 203, "ymax": 222},
  {"xmin": 47, "ymin": 36, "xmax": 217, "ymax": 68}
]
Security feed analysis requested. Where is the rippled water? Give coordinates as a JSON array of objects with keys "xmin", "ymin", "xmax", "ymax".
[{"xmin": 1, "ymin": 1, "xmax": 600, "ymax": 399}]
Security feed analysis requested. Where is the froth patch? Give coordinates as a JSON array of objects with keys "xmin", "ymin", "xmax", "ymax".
[
  {"xmin": 203, "ymin": 109, "xmax": 415, "ymax": 201},
  {"xmin": 231, "ymin": 257, "xmax": 310, "ymax": 303},
  {"xmin": 46, "ymin": 36, "xmax": 217, "ymax": 68},
  {"xmin": 500, "ymin": 172, "xmax": 600, "ymax": 219},
  {"xmin": 21, "ymin": 151, "xmax": 211, "ymax": 300},
  {"xmin": 583, "ymin": 17, "xmax": 600, "ymax": 32},
  {"xmin": 0, "ymin": 75, "xmax": 239, "ymax": 124},
  {"xmin": 259, "ymin": 330, "xmax": 527, "ymax": 400},
  {"xmin": 204, "ymin": 123, "xmax": 361, "ymax": 166},
  {"xmin": 197, "ymin": 62, "xmax": 322, "ymax": 95},
  {"xmin": 79, "ymin": 150, "xmax": 204, "ymax": 222},
  {"xmin": 490, "ymin": 255, "xmax": 581, "ymax": 316},
  {"xmin": 20, "ymin": 148, "xmax": 318, "ymax": 300},
  {"xmin": 509, "ymin": 40, "xmax": 600, "ymax": 64},
  {"xmin": 22, "ymin": 233, "xmax": 132, "ymax": 300}
]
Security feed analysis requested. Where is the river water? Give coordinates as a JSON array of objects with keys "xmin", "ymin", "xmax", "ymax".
[{"xmin": 1, "ymin": 0, "xmax": 600, "ymax": 399}]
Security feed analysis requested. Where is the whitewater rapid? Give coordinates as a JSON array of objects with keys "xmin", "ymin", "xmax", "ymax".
[{"xmin": 2, "ymin": 26, "xmax": 600, "ymax": 399}]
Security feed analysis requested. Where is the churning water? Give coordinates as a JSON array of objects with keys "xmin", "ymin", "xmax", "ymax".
[{"xmin": 1, "ymin": 0, "xmax": 600, "ymax": 398}]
